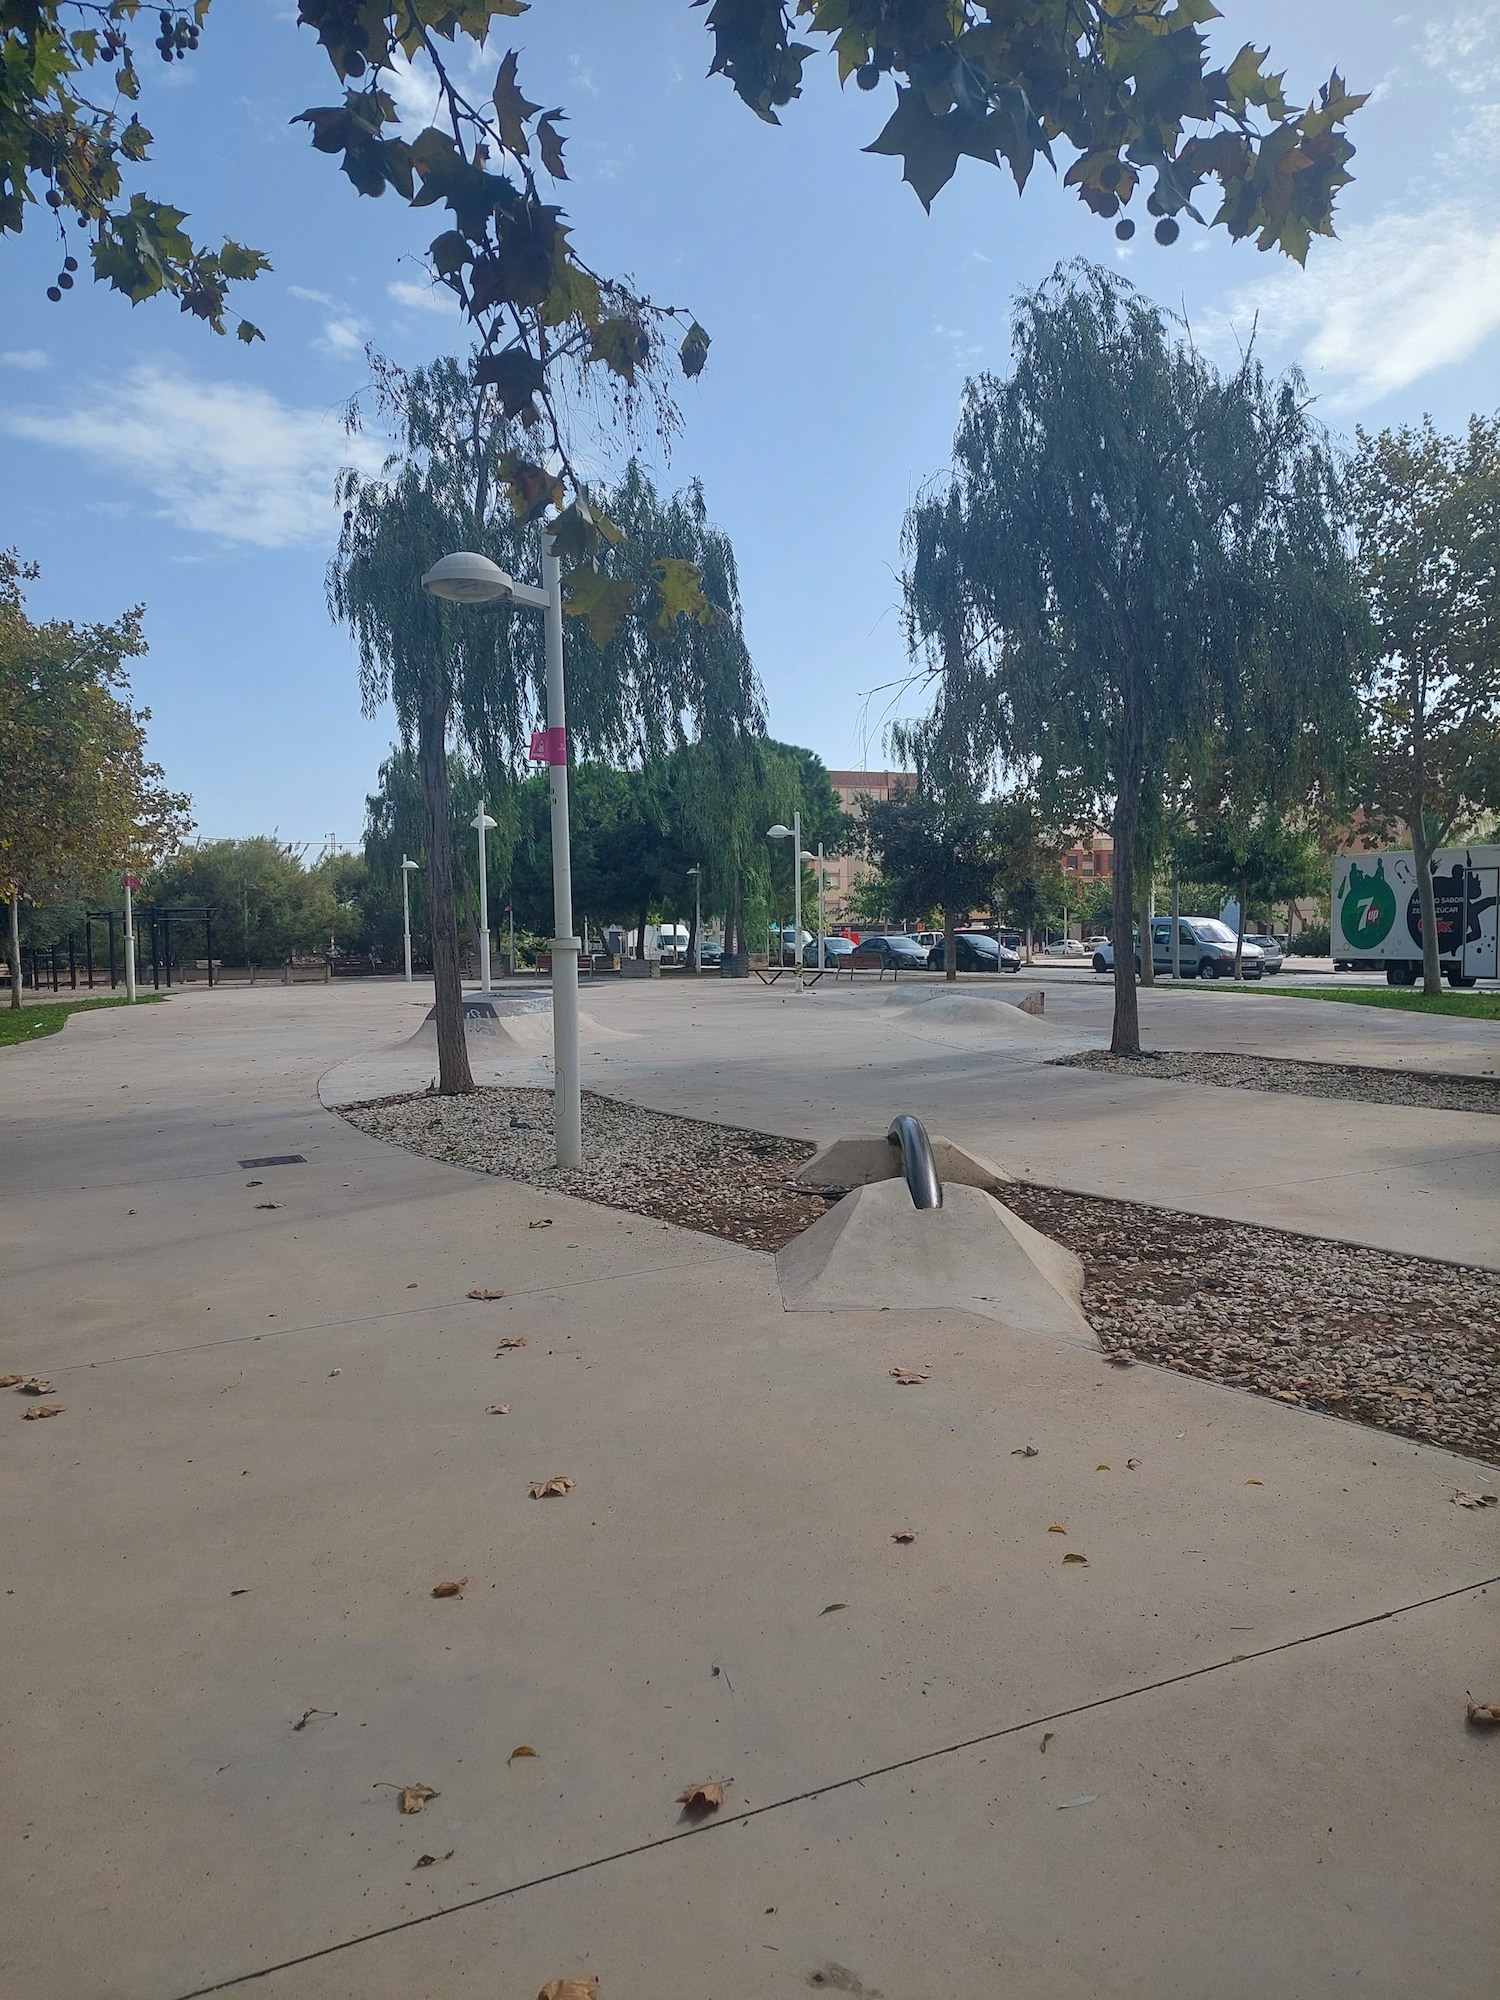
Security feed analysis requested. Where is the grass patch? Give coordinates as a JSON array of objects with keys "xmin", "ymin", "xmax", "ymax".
[
  {"xmin": 0, "ymin": 993, "xmax": 163, "ymax": 1049},
  {"xmin": 1268, "ymin": 985, "xmax": 1500, "ymax": 1021}
]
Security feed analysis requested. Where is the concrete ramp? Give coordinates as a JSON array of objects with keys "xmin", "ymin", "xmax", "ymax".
[
  {"xmin": 776, "ymin": 1177, "xmax": 1095, "ymax": 1345},
  {"xmin": 796, "ymin": 1132, "xmax": 1012, "ymax": 1191},
  {"xmin": 883, "ymin": 986, "xmax": 1057, "ymax": 1035}
]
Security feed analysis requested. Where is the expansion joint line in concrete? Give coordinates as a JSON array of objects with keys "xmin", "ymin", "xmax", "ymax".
[{"xmin": 172, "ymin": 1571, "xmax": 1498, "ymax": 1999}]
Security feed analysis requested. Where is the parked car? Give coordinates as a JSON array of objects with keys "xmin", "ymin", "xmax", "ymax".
[
  {"xmin": 697, "ymin": 937, "xmax": 723, "ymax": 967},
  {"xmin": 804, "ymin": 934, "xmax": 858, "ymax": 968},
  {"xmin": 1243, "ymin": 933, "xmax": 1285, "ymax": 975},
  {"xmin": 1093, "ymin": 920, "xmax": 1265, "ymax": 979},
  {"xmin": 1044, "ymin": 938, "xmax": 1086, "ymax": 956},
  {"xmin": 854, "ymin": 933, "xmax": 930, "ymax": 971},
  {"xmin": 925, "ymin": 931, "xmax": 1021, "ymax": 973}
]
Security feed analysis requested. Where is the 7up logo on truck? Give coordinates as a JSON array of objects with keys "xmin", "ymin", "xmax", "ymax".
[{"xmin": 1338, "ymin": 858, "xmax": 1397, "ymax": 948}]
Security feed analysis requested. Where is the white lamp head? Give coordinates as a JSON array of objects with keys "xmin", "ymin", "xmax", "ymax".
[
  {"xmin": 401, "ymin": 858, "xmax": 420, "ymax": 874},
  {"xmin": 421, "ymin": 552, "xmax": 515, "ymax": 603},
  {"xmin": 799, "ymin": 850, "xmax": 816, "ymax": 863},
  {"xmin": 766, "ymin": 823, "xmax": 792, "ymax": 839},
  {"xmin": 472, "ymin": 808, "xmax": 498, "ymax": 831}
]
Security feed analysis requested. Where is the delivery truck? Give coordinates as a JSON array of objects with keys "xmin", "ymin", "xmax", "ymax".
[{"xmin": 1331, "ymin": 847, "xmax": 1498, "ymax": 985}]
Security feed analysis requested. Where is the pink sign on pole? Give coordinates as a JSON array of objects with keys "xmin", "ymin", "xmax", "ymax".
[
  {"xmin": 123, "ymin": 874, "xmax": 141, "ymax": 890},
  {"xmin": 528, "ymin": 728, "xmax": 567, "ymax": 766}
]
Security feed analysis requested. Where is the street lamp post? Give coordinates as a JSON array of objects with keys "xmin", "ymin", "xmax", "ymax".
[
  {"xmin": 801, "ymin": 842, "xmax": 824, "ymax": 971},
  {"xmin": 122, "ymin": 871, "xmax": 139, "ymax": 1002},
  {"xmin": 400, "ymin": 855, "xmax": 419, "ymax": 983},
  {"xmin": 420, "ymin": 544, "xmax": 582, "ymax": 1170},
  {"xmin": 471, "ymin": 803, "xmax": 498, "ymax": 992},
  {"xmin": 506, "ymin": 903, "xmax": 515, "ymax": 978},
  {"xmin": 686, "ymin": 865, "xmax": 701, "ymax": 971},
  {"xmin": 766, "ymin": 814, "xmax": 803, "ymax": 995}
]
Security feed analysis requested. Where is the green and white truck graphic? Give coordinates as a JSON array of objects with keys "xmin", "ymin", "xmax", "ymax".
[{"xmin": 1332, "ymin": 848, "xmax": 1499, "ymax": 985}]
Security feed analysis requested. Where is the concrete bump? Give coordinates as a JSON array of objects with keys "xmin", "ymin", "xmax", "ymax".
[
  {"xmin": 796, "ymin": 1133, "xmax": 1013, "ymax": 1192},
  {"xmin": 775, "ymin": 1177, "xmax": 1096, "ymax": 1345}
]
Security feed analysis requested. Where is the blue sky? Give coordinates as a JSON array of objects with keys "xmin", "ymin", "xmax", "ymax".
[{"xmin": 3, "ymin": 1, "xmax": 1498, "ymax": 854}]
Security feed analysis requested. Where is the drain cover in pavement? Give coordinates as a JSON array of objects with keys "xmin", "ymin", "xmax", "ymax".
[{"xmin": 237, "ymin": 1155, "xmax": 307, "ymax": 1168}]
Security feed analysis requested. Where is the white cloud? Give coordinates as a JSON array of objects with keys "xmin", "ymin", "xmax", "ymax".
[
  {"xmin": 316, "ymin": 315, "xmax": 367, "ymax": 356},
  {"xmin": 288, "ymin": 284, "xmax": 335, "ymax": 305},
  {"xmin": 388, "ymin": 278, "xmax": 460, "ymax": 317},
  {"xmin": 1204, "ymin": 205, "xmax": 1500, "ymax": 409},
  {"xmin": 2, "ymin": 349, "xmax": 49, "ymax": 369},
  {"xmin": 1, "ymin": 365, "xmax": 386, "ymax": 548}
]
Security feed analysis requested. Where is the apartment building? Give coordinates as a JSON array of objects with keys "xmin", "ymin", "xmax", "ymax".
[{"xmin": 821, "ymin": 769, "xmax": 913, "ymax": 927}]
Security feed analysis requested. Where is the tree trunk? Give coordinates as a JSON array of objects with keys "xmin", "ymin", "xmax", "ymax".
[
  {"xmin": 685, "ymin": 900, "xmax": 698, "ymax": 972},
  {"xmin": 1412, "ymin": 808, "xmax": 1442, "ymax": 996},
  {"xmin": 7, "ymin": 891, "xmax": 21, "ymax": 1008},
  {"xmin": 634, "ymin": 914, "xmax": 647, "ymax": 960},
  {"xmin": 1109, "ymin": 683, "xmax": 1145, "ymax": 1055},
  {"xmin": 943, "ymin": 905, "xmax": 957, "ymax": 981},
  {"xmin": 417, "ymin": 670, "xmax": 474, "ymax": 1094},
  {"xmin": 1233, "ymin": 878, "xmax": 1248, "ymax": 980}
]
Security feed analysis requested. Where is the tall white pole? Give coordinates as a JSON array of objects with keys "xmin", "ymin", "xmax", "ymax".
[
  {"xmin": 816, "ymin": 842, "xmax": 825, "ymax": 972},
  {"xmin": 508, "ymin": 904, "xmax": 515, "ymax": 977},
  {"xmin": 401, "ymin": 856, "xmax": 413, "ymax": 983},
  {"xmin": 542, "ymin": 532, "xmax": 582, "ymax": 1170},
  {"xmin": 693, "ymin": 870, "xmax": 701, "ymax": 970},
  {"xmin": 792, "ymin": 809, "xmax": 803, "ymax": 996},
  {"xmin": 475, "ymin": 803, "xmax": 492, "ymax": 993},
  {"xmin": 123, "ymin": 876, "xmax": 137, "ymax": 1003}
]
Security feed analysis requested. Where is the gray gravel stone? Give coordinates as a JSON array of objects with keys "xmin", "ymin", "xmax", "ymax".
[{"xmin": 1052, "ymin": 1048, "xmax": 1500, "ymax": 1114}]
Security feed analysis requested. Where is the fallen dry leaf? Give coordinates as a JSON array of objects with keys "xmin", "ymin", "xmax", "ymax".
[
  {"xmin": 19, "ymin": 1378, "xmax": 52, "ymax": 1395},
  {"xmin": 487, "ymin": 1403, "xmax": 510, "ymax": 1415},
  {"xmin": 890, "ymin": 1367, "xmax": 929, "ymax": 1385},
  {"xmin": 1107, "ymin": 1352, "xmax": 1135, "ymax": 1367},
  {"xmin": 293, "ymin": 1708, "xmax": 336, "ymax": 1731},
  {"xmin": 538, "ymin": 1980, "xmax": 599, "ymax": 2000},
  {"xmin": 22, "ymin": 1404, "xmax": 64, "ymax": 1420},
  {"xmin": 676, "ymin": 1780, "xmax": 726, "ymax": 1814},
  {"xmin": 431, "ymin": 1578, "xmax": 468, "ymax": 1599},
  {"xmin": 530, "ymin": 1476, "xmax": 574, "ymax": 1498},
  {"xmin": 468, "ymin": 1289, "xmax": 506, "ymax": 1301},
  {"xmin": 1039, "ymin": 1731, "xmax": 1054, "ymax": 1753},
  {"xmin": 1047, "ymin": 1524, "xmax": 1067, "ymax": 1534},
  {"xmin": 1056, "ymin": 1793, "xmax": 1097, "ymax": 1809},
  {"xmin": 496, "ymin": 1337, "xmax": 527, "ymax": 1351},
  {"xmin": 254, "ymin": 1202, "xmax": 283, "ymax": 1211},
  {"xmin": 1451, "ymin": 1490, "xmax": 1499, "ymax": 1509},
  {"xmin": 1011, "ymin": 1445, "xmax": 1038, "ymax": 1458},
  {"xmin": 509, "ymin": 1745, "xmax": 538, "ymax": 1763},
  {"xmin": 1270, "ymin": 1389, "xmax": 1301, "ymax": 1403},
  {"xmin": 1095, "ymin": 1463, "xmax": 1110, "ymax": 1472},
  {"xmin": 891, "ymin": 1531, "xmax": 917, "ymax": 1544},
  {"xmin": 397, "ymin": 1784, "xmax": 439, "ymax": 1814},
  {"xmin": 0, "ymin": 1374, "xmax": 22, "ymax": 1388},
  {"xmin": 528, "ymin": 1218, "xmax": 554, "ymax": 1230},
  {"xmin": 1126, "ymin": 1457, "xmax": 1141, "ymax": 1470},
  {"xmin": 820, "ymin": 1601, "xmax": 848, "ymax": 1615},
  {"xmin": 1246, "ymin": 1478, "xmax": 1264, "ymax": 1486},
  {"xmin": 1465, "ymin": 1702, "xmax": 1500, "ymax": 1727},
  {"xmin": 1062, "ymin": 1552, "xmax": 1089, "ymax": 1565}
]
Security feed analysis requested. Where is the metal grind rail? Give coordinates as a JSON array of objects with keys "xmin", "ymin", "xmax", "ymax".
[{"xmin": 887, "ymin": 1115, "xmax": 942, "ymax": 1209}]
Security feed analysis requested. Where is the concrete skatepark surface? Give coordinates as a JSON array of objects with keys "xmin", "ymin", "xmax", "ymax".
[{"xmin": 2, "ymin": 977, "xmax": 1497, "ymax": 1999}]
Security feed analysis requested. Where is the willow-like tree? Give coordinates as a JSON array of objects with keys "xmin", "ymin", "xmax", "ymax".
[
  {"xmin": 903, "ymin": 263, "xmax": 1360, "ymax": 1054},
  {"xmin": 330, "ymin": 357, "xmax": 761, "ymax": 1091},
  {"xmin": 1346, "ymin": 416, "xmax": 1500, "ymax": 995}
]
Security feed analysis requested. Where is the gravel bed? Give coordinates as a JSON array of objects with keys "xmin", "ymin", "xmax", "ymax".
[
  {"xmin": 339, "ymin": 1085, "xmax": 824, "ymax": 1249},
  {"xmin": 1052, "ymin": 1047, "xmax": 1500, "ymax": 1114},
  {"xmin": 1002, "ymin": 1185, "xmax": 1500, "ymax": 1467},
  {"xmin": 341, "ymin": 1085, "xmax": 1500, "ymax": 1466}
]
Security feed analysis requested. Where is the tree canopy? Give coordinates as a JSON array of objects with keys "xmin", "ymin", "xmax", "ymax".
[
  {"xmin": 1, "ymin": 551, "xmax": 191, "ymax": 1002},
  {"xmin": 6, "ymin": 3, "xmax": 1364, "ymax": 529}
]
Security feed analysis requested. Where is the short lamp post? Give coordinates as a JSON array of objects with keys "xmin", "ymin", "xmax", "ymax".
[
  {"xmin": 767, "ymin": 814, "xmax": 803, "ymax": 995},
  {"xmin": 471, "ymin": 802, "xmax": 497, "ymax": 992},
  {"xmin": 420, "ymin": 545, "xmax": 582, "ymax": 1170},
  {"xmin": 686, "ymin": 864, "xmax": 701, "ymax": 971},
  {"xmin": 122, "ymin": 871, "xmax": 140, "ymax": 1002},
  {"xmin": 400, "ymin": 855, "xmax": 420, "ymax": 983}
]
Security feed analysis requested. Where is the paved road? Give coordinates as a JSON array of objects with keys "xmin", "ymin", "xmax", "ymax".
[{"xmin": 2, "ymin": 985, "xmax": 1496, "ymax": 1999}]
